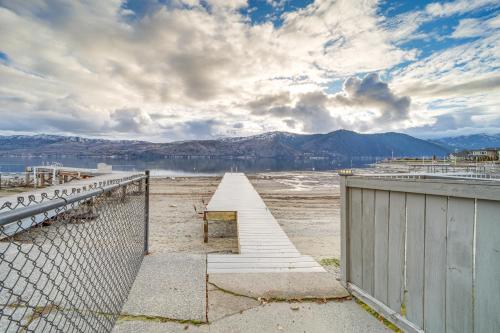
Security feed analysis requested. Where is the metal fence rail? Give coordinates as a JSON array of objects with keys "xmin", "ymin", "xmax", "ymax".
[
  {"xmin": 0, "ymin": 172, "xmax": 149, "ymax": 332},
  {"xmin": 340, "ymin": 174, "xmax": 500, "ymax": 333}
]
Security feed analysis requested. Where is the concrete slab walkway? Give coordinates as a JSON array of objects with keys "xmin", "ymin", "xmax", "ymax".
[
  {"xmin": 208, "ymin": 301, "xmax": 392, "ymax": 333},
  {"xmin": 118, "ymin": 253, "xmax": 206, "ymax": 322},
  {"xmin": 114, "ymin": 299, "xmax": 392, "ymax": 333},
  {"xmin": 112, "ymin": 251, "xmax": 393, "ymax": 333}
]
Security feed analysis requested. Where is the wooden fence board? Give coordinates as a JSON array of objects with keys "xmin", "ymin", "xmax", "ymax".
[
  {"xmin": 346, "ymin": 177, "xmax": 500, "ymax": 201},
  {"xmin": 340, "ymin": 177, "xmax": 348, "ymax": 285},
  {"xmin": 406, "ymin": 193, "xmax": 426, "ymax": 328},
  {"xmin": 387, "ymin": 192, "xmax": 406, "ymax": 314},
  {"xmin": 349, "ymin": 188, "xmax": 363, "ymax": 287},
  {"xmin": 446, "ymin": 197, "xmax": 474, "ymax": 333},
  {"xmin": 374, "ymin": 190, "xmax": 389, "ymax": 304},
  {"xmin": 423, "ymin": 195, "xmax": 447, "ymax": 333},
  {"xmin": 362, "ymin": 189, "xmax": 375, "ymax": 295},
  {"xmin": 475, "ymin": 199, "xmax": 500, "ymax": 333}
]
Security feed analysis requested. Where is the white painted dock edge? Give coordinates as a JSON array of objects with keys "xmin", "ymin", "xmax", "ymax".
[{"xmin": 206, "ymin": 173, "xmax": 324, "ymax": 273}]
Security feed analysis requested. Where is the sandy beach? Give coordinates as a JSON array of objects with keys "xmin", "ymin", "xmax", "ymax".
[{"xmin": 147, "ymin": 172, "xmax": 341, "ymax": 262}]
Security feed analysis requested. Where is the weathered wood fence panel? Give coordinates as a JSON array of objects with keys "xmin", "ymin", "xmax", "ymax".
[
  {"xmin": 349, "ymin": 188, "xmax": 363, "ymax": 287},
  {"xmin": 387, "ymin": 191, "xmax": 405, "ymax": 314},
  {"xmin": 373, "ymin": 190, "xmax": 389, "ymax": 304},
  {"xmin": 446, "ymin": 197, "xmax": 474, "ymax": 333},
  {"xmin": 340, "ymin": 175, "xmax": 500, "ymax": 333},
  {"xmin": 362, "ymin": 189, "xmax": 375, "ymax": 295},
  {"xmin": 475, "ymin": 200, "xmax": 500, "ymax": 332},
  {"xmin": 406, "ymin": 193, "xmax": 425, "ymax": 328},
  {"xmin": 423, "ymin": 195, "xmax": 447, "ymax": 333}
]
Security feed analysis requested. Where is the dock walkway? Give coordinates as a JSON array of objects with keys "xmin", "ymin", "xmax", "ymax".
[{"xmin": 206, "ymin": 173, "xmax": 324, "ymax": 273}]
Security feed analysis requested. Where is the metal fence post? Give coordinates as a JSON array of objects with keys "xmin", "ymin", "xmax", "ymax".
[{"xmin": 144, "ymin": 170, "xmax": 150, "ymax": 255}]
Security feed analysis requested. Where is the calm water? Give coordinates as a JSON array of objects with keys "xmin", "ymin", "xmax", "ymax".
[{"xmin": 0, "ymin": 156, "xmax": 376, "ymax": 176}]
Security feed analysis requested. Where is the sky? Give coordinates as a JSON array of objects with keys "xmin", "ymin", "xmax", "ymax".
[{"xmin": 0, "ymin": 0, "xmax": 499, "ymax": 142}]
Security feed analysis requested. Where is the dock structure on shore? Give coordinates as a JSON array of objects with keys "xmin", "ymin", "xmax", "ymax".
[
  {"xmin": 24, "ymin": 163, "xmax": 113, "ymax": 188},
  {"xmin": 0, "ymin": 172, "xmax": 144, "ymax": 238},
  {"xmin": 205, "ymin": 173, "xmax": 324, "ymax": 273}
]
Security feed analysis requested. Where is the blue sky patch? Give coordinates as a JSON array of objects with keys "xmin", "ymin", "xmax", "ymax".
[
  {"xmin": 0, "ymin": 51, "xmax": 9, "ymax": 64},
  {"xmin": 241, "ymin": 0, "xmax": 314, "ymax": 26}
]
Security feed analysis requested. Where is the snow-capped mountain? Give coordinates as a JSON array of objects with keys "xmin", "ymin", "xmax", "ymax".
[{"xmin": 0, "ymin": 130, "xmax": 449, "ymax": 158}]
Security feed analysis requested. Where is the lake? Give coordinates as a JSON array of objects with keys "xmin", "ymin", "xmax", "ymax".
[{"xmin": 0, "ymin": 156, "xmax": 377, "ymax": 176}]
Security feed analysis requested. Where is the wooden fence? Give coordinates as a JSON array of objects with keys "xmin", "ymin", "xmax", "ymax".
[{"xmin": 340, "ymin": 174, "xmax": 500, "ymax": 333}]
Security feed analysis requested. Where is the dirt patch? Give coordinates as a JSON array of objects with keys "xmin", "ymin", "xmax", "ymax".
[{"xmin": 148, "ymin": 176, "xmax": 238, "ymax": 254}]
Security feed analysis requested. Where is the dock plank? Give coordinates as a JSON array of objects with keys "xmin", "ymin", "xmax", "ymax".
[{"xmin": 206, "ymin": 173, "xmax": 325, "ymax": 274}]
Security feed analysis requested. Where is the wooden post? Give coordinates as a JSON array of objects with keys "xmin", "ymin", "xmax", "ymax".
[
  {"xmin": 340, "ymin": 174, "xmax": 349, "ymax": 287},
  {"xmin": 121, "ymin": 184, "xmax": 127, "ymax": 202},
  {"xmin": 203, "ymin": 211, "xmax": 208, "ymax": 243}
]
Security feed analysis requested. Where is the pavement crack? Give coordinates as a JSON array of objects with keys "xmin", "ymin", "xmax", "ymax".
[
  {"xmin": 207, "ymin": 282, "xmax": 258, "ymax": 301},
  {"xmin": 208, "ymin": 304, "xmax": 262, "ymax": 324},
  {"xmin": 208, "ymin": 281, "xmax": 351, "ymax": 304},
  {"xmin": 117, "ymin": 313, "xmax": 206, "ymax": 326}
]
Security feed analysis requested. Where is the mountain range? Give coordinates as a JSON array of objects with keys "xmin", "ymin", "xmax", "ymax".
[
  {"xmin": 432, "ymin": 133, "xmax": 500, "ymax": 151},
  {"xmin": 0, "ymin": 130, "xmax": 450, "ymax": 159}
]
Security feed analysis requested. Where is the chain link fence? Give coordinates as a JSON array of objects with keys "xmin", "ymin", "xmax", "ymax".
[{"xmin": 0, "ymin": 172, "xmax": 149, "ymax": 332}]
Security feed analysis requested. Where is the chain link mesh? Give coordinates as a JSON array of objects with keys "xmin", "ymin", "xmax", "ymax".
[{"xmin": 0, "ymin": 176, "xmax": 147, "ymax": 332}]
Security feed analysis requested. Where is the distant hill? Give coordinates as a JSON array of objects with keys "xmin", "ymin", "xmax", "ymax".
[
  {"xmin": 433, "ymin": 133, "xmax": 500, "ymax": 151},
  {"xmin": 0, "ymin": 130, "xmax": 449, "ymax": 159}
]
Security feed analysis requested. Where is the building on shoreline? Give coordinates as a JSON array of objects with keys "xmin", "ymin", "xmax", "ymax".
[{"xmin": 450, "ymin": 148, "xmax": 499, "ymax": 161}]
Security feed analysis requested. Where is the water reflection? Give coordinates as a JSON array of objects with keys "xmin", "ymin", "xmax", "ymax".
[{"xmin": 0, "ymin": 156, "xmax": 376, "ymax": 175}]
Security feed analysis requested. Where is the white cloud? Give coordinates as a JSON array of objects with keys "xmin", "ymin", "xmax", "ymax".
[
  {"xmin": 0, "ymin": 0, "xmax": 498, "ymax": 140},
  {"xmin": 246, "ymin": 73, "xmax": 413, "ymax": 133},
  {"xmin": 391, "ymin": 32, "xmax": 500, "ymax": 137},
  {"xmin": 332, "ymin": 73, "xmax": 411, "ymax": 123},
  {"xmin": 452, "ymin": 14, "xmax": 500, "ymax": 38},
  {"xmin": 425, "ymin": 0, "xmax": 498, "ymax": 17},
  {"xmin": 383, "ymin": 0, "xmax": 499, "ymax": 44},
  {"xmin": 111, "ymin": 108, "xmax": 154, "ymax": 133}
]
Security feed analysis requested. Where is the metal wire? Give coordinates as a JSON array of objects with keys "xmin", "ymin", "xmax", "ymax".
[{"xmin": 0, "ymin": 175, "xmax": 148, "ymax": 332}]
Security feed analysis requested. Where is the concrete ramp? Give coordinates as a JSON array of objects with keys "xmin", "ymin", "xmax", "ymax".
[{"xmin": 206, "ymin": 173, "xmax": 324, "ymax": 273}]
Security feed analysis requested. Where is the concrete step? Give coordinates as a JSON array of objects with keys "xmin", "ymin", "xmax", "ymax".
[
  {"xmin": 209, "ymin": 272, "xmax": 348, "ymax": 299},
  {"xmin": 208, "ymin": 261, "xmax": 322, "ymax": 270},
  {"xmin": 208, "ymin": 267, "xmax": 325, "ymax": 273},
  {"xmin": 208, "ymin": 256, "xmax": 317, "ymax": 263}
]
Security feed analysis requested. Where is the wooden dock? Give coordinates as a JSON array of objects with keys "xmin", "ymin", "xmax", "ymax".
[{"xmin": 206, "ymin": 173, "xmax": 324, "ymax": 273}]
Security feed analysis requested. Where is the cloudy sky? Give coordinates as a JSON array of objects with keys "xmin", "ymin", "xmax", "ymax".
[{"xmin": 0, "ymin": 0, "xmax": 499, "ymax": 142}]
